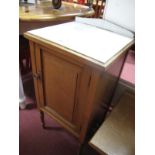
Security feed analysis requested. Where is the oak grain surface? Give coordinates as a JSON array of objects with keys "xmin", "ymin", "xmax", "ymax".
[{"xmin": 90, "ymin": 91, "xmax": 135, "ymax": 155}]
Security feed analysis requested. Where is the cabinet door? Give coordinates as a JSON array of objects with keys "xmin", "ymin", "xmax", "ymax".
[{"xmin": 35, "ymin": 45, "xmax": 85, "ymax": 130}]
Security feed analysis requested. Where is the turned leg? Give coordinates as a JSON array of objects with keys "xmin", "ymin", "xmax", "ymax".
[{"xmin": 40, "ymin": 111, "xmax": 45, "ymax": 129}]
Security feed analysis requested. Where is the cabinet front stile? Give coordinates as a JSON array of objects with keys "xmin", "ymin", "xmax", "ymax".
[{"xmin": 29, "ymin": 41, "xmax": 42, "ymax": 109}]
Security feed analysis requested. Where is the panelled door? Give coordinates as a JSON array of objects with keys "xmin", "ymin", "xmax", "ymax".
[{"xmin": 33, "ymin": 44, "xmax": 89, "ymax": 132}]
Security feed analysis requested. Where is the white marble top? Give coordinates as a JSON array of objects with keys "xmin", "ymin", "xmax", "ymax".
[{"xmin": 28, "ymin": 21, "xmax": 133, "ymax": 65}]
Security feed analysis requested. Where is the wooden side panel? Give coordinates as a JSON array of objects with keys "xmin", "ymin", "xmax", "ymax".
[
  {"xmin": 80, "ymin": 51, "xmax": 128, "ymax": 142},
  {"xmin": 72, "ymin": 67, "xmax": 92, "ymax": 131},
  {"xmin": 79, "ymin": 70, "xmax": 101, "ymax": 143}
]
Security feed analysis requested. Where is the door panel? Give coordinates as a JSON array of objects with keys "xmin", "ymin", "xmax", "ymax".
[{"xmin": 40, "ymin": 49, "xmax": 82, "ymax": 124}]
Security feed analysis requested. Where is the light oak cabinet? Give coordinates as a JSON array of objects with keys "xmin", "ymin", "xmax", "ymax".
[{"xmin": 25, "ymin": 32, "xmax": 133, "ymax": 143}]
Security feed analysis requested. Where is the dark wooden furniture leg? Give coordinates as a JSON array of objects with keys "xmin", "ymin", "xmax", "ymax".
[
  {"xmin": 40, "ymin": 111, "xmax": 45, "ymax": 129},
  {"xmin": 78, "ymin": 143, "xmax": 85, "ymax": 155}
]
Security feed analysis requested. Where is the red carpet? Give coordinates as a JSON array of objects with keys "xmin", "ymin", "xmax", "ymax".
[
  {"xmin": 20, "ymin": 106, "xmax": 79, "ymax": 155},
  {"xmin": 20, "ymin": 71, "xmax": 99, "ymax": 155},
  {"xmin": 19, "ymin": 105, "xmax": 100, "ymax": 155},
  {"xmin": 120, "ymin": 50, "xmax": 135, "ymax": 85}
]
